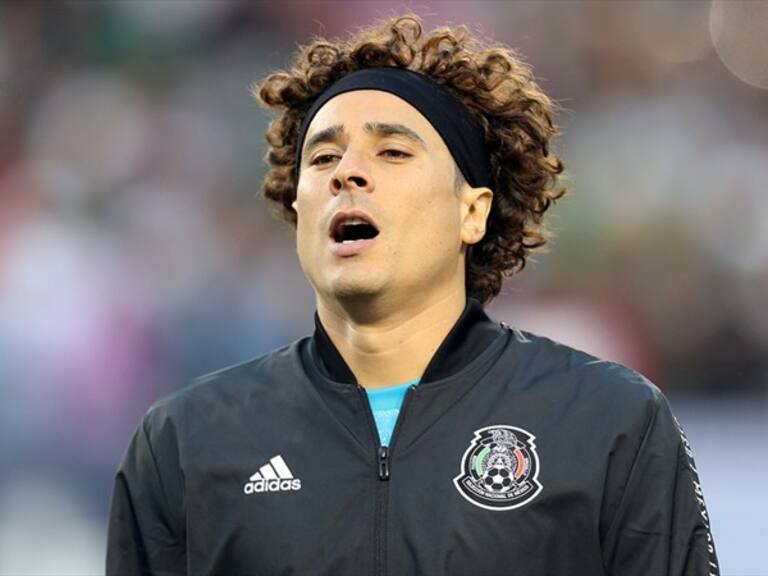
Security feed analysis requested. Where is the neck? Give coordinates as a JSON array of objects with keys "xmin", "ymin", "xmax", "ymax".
[{"xmin": 315, "ymin": 288, "xmax": 467, "ymax": 389}]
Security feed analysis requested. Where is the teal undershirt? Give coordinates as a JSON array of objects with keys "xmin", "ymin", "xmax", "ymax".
[{"xmin": 365, "ymin": 378, "xmax": 420, "ymax": 447}]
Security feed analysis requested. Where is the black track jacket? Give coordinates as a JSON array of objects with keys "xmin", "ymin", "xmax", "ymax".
[{"xmin": 107, "ymin": 298, "xmax": 720, "ymax": 575}]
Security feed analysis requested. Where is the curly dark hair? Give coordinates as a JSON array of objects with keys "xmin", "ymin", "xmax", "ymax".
[{"xmin": 252, "ymin": 14, "xmax": 567, "ymax": 305}]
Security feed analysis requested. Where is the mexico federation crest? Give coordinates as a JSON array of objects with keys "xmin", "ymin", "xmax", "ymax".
[{"xmin": 453, "ymin": 425, "xmax": 542, "ymax": 511}]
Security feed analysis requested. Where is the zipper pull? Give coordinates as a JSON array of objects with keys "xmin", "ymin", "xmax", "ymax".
[{"xmin": 378, "ymin": 445, "xmax": 390, "ymax": 481}]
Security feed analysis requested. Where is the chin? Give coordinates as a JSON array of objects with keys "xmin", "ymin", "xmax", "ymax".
[
  {"xmin": 329, "ymin": 283, "xmax": 380, "ymax": 300},
  {"xmin": 324, "ymin": 273, "xmax": 387, "ymax": 301}
]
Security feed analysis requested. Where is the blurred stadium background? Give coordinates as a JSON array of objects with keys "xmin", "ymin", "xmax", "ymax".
[{"xmin": 0, "ymin": 1, "xmax": 766, "ymax": 574}]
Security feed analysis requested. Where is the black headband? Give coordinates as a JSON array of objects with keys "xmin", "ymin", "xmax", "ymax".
[{"xmin": 294, "ymin": 67, "xmax": 492, "ymax": 188}]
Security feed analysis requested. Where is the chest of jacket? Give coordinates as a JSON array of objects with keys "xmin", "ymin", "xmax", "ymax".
[{"xmin": 179, "ymin": 347, "xmax": 614, "ymax": 576}]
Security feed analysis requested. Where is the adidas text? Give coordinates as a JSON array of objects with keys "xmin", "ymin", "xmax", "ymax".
[{"xmin": 244, "ymin": 478, "xmax": 301, "ymax": 494}]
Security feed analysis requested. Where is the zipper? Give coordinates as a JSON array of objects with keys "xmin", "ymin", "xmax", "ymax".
[
  {"xmin": 357, "ymin": 384, "xmax": 417, "ymax": 576},
  {"xmin": 378, "ymin": 445, "xmax": 390, "ymax": 480}
]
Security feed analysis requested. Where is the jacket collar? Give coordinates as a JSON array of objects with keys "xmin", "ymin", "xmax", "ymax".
[{"xmin": 309, "ymin": 297, "xmax": 504, "ymax": 385}]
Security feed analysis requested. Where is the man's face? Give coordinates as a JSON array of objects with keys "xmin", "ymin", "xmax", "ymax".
[{"xmin": 294, "ymin": 90, "xmax": 479, "ymax": 307}]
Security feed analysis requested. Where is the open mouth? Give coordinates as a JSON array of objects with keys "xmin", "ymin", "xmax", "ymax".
[
  {"xmin": 328, "ymin": 211, "xmax": 381, "ymax": 256},
  {"xmin": 333, "ymin": 221, "xmax": 380, "ymax": 244}
]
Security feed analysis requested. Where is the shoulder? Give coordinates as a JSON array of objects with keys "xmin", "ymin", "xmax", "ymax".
[
  {"xmin": 503, "ymin": 327, "xmax": 682, "ymax": 458},
  {"xmin": 141, "ymin": 337, "xmax": 307, "ymax": 433},
  {"xmin": 506, "ymin": 327, "xmax": 667, "ymax": 425}
]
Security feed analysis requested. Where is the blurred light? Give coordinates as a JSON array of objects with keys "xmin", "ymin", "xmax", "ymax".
[
  {"xmin": 112, "ymin": 0, "xmax": 228, "ymax": 40},
  {"xmin": 143, "ymin": 106, "xmax": 239, "ymax": 196},
  {"xmin": 710, "ymin": 0, "xmax": 768, "ymax": 90},
  {"xmin": 0, "ymin": 214, "xmax": 112, "ymax": 359},
  {"xmin": 691, "ymin": 143, "xmax": 768, "ymax": 274},
  {"xmin": 0, "ymin": 27, "xmax": 10, "ymax": 79},
  {"xmin": 616, "ymin": 0, "xmax": 713, "ymax": 64},
  {"xmin": 564, "ymin": 95, "xmax": 732, "ymax": 218},
  {"xmin": 26, "ymin": 72, "xmax": 148, "ymax": 199},
  {"xmin": 0, "ymin": 472, "xmax": 103, "ymax": 575}
]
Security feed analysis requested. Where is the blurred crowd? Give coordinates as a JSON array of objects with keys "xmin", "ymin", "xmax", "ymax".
[{"xmin": 0, "ymin": 2, "xmax": 765, "ymax": 573}]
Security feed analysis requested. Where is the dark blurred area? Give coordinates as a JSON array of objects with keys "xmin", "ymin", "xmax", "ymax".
[{"xmin": 0, "ymin": 1, "xmax": 765, "ymax": 573}]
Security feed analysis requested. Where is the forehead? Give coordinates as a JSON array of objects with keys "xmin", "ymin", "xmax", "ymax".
[{"xmin": 304, "ymin": 90, "xmax": 441, "ymax": 144}]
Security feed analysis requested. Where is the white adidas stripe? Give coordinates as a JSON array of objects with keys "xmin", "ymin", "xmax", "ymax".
[
  {"xmin": 249, "ymin": 455, "xmax": 294, "ymax": 481},
  {"xmin": 270, "ymin": 455, "xmax": 293, "ymax": 479},
  {"xmin": 262, "ymin": 463, "xmax": 279, "ymax": 480}
]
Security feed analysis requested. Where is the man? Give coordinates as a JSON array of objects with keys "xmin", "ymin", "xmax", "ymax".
[{"xmin": 107, "ymin": 14, "xmax": 719, "ymax": 576}]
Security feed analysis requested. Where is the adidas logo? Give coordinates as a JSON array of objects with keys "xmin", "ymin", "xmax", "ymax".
[{"xmin": 243, "ymin": 455, "xmax": 302, "ymax": 494}]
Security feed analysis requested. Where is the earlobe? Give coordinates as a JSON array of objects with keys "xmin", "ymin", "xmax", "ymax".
[
  {"xmin": 461, "ymin": 186, "xmax": 493, "ymax": 245},
  {"xmin": 462, "ymin": 226, "xmax": 485, "ymax": 246}
]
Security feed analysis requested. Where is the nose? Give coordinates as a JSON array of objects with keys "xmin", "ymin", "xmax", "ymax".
[{"xmin": 330, "ymin": 150, "xmax": 373, "ymax": 195}]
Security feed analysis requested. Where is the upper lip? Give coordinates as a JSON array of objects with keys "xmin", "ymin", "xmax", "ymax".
[{"xmin": 328, "ymin": 209, "xmax": 380, "ymax": 241}]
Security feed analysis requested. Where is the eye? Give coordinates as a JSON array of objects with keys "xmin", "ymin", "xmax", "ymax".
[
  {"xmin": 310, "ymin": 154, "xmax": 338, "ymax": 166},
  {"xmin": 381, "ymin": 149, "xmax": 411, "ymax": 159}
]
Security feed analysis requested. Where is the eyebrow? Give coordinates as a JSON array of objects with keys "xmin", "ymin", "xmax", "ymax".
[{"xmin": 302, "ymin": 122, "xmax": 427, "ymax": 157}]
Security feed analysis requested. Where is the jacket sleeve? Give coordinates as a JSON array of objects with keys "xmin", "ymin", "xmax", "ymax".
[
  {"xmin": 106, "ymin": 408, "xmax": 187, "ymax": 576},
  {"xmin": 601, "ymin": 389, "xmax": 720, "ymax": 576}
]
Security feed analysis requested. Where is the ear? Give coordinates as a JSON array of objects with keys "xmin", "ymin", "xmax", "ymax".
[
  {"xmin": 459, "ymin": 185, "xmax": 494, "ymax": 246},
  {"xmin": 291, "ymin": 199, "xmax": 298, "ymax": 211}
]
